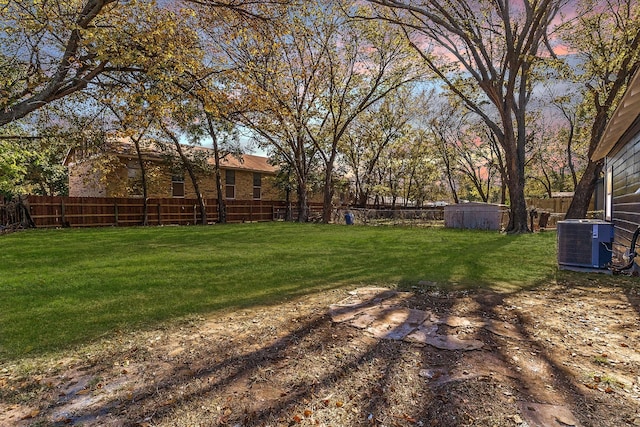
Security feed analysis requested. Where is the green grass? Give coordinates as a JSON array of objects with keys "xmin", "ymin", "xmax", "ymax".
[{"xmin": 0, "ymin": 223, "xmax": 558, "ymax": 361}]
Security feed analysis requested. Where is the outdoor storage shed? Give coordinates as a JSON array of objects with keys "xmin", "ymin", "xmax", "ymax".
[{"xmin": 444, "ymin": 202, "xmax": 508, "ymax": 231}]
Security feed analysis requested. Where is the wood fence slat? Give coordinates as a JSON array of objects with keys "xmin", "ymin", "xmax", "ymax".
[{"xmin": 16, "ymin": 195, "xmax": 295, "ymax": 228}]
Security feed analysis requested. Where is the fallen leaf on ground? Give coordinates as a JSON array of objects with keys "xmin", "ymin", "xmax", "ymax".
[{"xmin": 21, "ymin": 409, "xmax": 40, "ymax": 420}]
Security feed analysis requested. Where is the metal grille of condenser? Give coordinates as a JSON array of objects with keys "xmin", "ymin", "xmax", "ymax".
[{"xmin": 557, "ymin": 220, "xmax": 614, "ymax": 269}]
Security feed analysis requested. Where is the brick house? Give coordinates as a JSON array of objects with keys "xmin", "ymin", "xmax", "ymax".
[{"xmin": 64, "ymin": 140, "xmax": 283, "ymax": 201}]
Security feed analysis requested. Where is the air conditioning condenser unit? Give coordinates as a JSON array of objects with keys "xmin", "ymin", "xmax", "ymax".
[{"xmin": 557, "ymin": 219, "xmax": 613, "ymax": 270}]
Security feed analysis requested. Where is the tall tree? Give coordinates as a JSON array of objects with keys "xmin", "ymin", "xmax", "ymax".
[
  {"xmin": 561, "ymin": 0, "xmax": 640, "ymax": 218},
  {"xmin": 222, "ymin": 0, "xmax": 423, "ymax": 221},
  {"xmin": 343, "ymin": 88, "xmax": 422, "ymax": 207},
  {"xmin": 0, "ymin": 0, "xmax": 285, "ymax": 129},
  {"xmin": 305, "ymin": 3, "xmax": 425, "ymax": 222},
  {"xmin": 219, "ymin": 1, "xmax": 330, "ymax": 221},
  {"xmin": 366, "ymin": 0, "xmax": 570, "ymax": 232},
  {"xmin": 426, "ymin": 101, "xmax": 465, "ymax": 204}
]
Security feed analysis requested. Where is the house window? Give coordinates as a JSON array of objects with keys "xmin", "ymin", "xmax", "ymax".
[
  {"xmin": 127, "ymin": 161, "xmax": 143, "ymax": 196},
  {"xmin": 172, "ymin": 175, "xmax": 185, "ymax": 198},
  {"xmin": 127, "ymin": 161, "xmax": 141, "ymax": 179},
  {"xmin": 605, "ymin": 163, "xmax": 613, "ymax": 221},
  {"xmin": 253, "ymin": 173, "xmax": 262, "ymax": 199},
  {"xmin": 225, "ymin": 169, "xmax": 235, "ymax": 199}
]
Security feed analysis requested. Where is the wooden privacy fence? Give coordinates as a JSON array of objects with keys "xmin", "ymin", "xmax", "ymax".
[{"xmin": 7, "ymin": 195, "xmax": 324, "ymax": 228}]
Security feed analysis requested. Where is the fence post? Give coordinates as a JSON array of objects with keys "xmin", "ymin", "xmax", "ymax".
[
  {"xmin": 114, "ymin": 202, "xmax": 119, "ymax": 226},
  {"xmin": 61, "ymin": 200, "xmax": 66, "ymax": 226},
  {"xmin": 157, "ymin": 203, "xmax": 161, "ymax": 225},
  {"xmin": 193, "ymin": 204, "xmax": 197, "ymax": 225}
]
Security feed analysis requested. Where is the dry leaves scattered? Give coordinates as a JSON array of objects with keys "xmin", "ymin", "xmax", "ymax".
[{"xmin": 1, "ymin": 281, "xmax": 639, "ymax": 426}]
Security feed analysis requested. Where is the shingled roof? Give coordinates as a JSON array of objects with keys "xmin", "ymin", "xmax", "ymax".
[
  {"xmin": 217, "ymin": 153, "xmax": 277, "ymax": 174},
  {"xmin": 65, "ymin": 138, "xmax": 277, "ymax": 174}
]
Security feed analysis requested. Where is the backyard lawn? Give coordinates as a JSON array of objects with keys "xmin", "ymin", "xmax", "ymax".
[
  {"xmin": 2, "ymin": 223, "xmax": 640, "ymax": 426},
  {"xmin": 0, "ymin": 222, "xmax": 556, "ymax": 361}
]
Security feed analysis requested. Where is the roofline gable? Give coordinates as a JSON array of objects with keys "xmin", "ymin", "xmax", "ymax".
[
  {"xmin": 65, "ymin": 139, "xmax": 278, "ymax": 174},
  {"xmin": 592, "ymin": 69, "xmax": 640, "ymax": 160}
]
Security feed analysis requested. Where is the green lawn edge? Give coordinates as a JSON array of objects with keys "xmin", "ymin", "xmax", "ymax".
[{"xmin": 0, "ymin": 223, "xmax": 558, "ymax": 361}]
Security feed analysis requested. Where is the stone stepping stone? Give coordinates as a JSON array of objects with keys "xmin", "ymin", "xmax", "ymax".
[
  {"xmin": 405, "ymin": 322, "xmax": 440, "ymax": 343},
  {"xmin": 366, "ymin": 307, "xmax": 427, "ymax": 340},
  {"xmin": 329, "ymin": 288, "xmax": 411, "ymax": 323},
  {"xmin": 329, "ymin": 302, "xmax": 378, "ymax": 323},
  {"xmin": 435, "ymin": 315, "xmax": 485, "ymax": 328},
  {"xmin": 330, "ymin": 287, "xmax": 486, "ymax": 351},
  {"xmin": 518, "ymin": 402, "xmax": 581, "ymax": 427},
  {"xmin": 421, "ymin": 334, "xmax": 484, "ymax": 351},
  {"xmin": 349, "ymin": 308, "xmax": 383, "ymax": 329}
]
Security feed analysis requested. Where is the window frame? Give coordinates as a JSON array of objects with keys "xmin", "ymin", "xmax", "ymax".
[
  {"xmin": 253, "ymin": 172, "xmax": 262, "ymax": 200},
  {"xmin": 171, "ymin": 175, "xmax": 185, "ymax": 198},
  {"xmin": 225, "ymin": 169, "xmax": 236, "ymax": 199}
]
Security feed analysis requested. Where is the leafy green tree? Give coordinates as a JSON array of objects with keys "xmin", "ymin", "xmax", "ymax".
[
  {"xmin": 0, "ymin": 136, "xmax": 68, "ymax": 197},
  {"xmin": 342, "ymin": 87, "xmax": 424, "ymax": 207},
  {"xmin": 0, "ymin": 139, "xmax": 27, "ymax": 197},
  {"xmin": 560, "ymin": 0, "xmax": 640, "ymax": 218},
  {"xmin": 218, "ymin": 1, "xmax": 330, "ymax": 221},
  {"xmin": 220, "ymin": 0, "xmax": 423, "ymax": 221},
  {"xmin": 366, "ymin": 0, "xmax": 570, "ymax": 232},
  {"xmin": 0, "ymin": 0, "xmax": 286, "ymax": 129}
]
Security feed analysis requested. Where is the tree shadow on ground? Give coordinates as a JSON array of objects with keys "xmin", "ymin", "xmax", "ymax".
[{"xmin": 5, "ymin": 279, "xmax": 640, "ymax": 427}]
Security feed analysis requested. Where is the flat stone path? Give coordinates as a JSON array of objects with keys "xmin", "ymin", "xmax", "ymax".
[
  {"xmin": 329, "ymin": 287, "xmax": 582, "ymax": 427},
  {"xmin": 330, "ymin": 287, "xmax": 488, "ymax": 350}
]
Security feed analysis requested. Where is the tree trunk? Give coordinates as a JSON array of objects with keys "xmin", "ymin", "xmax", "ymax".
[
  {"xmin": 446, "ymin": 170, "xmax": 459, "ymax": 204},
  {"xmin": 486, "ymin": 129, "xmax": 508, "ymax": 205},
  {"xmin": 565, "ymin": 159, "xmax": 603, "ymax": 219},
  {"xmin": 322, "ymin": 182, "xmax": 333, "ymax": 223},
  {"xmin": 566, "ymin": 121, "xmax": 578, "ymax": 189},
  {"xmin": 506, "ymin": 178, "xmax": 529, "ymax": 233},
  {"xmin": 163, "ymin": 125, "xmax": 207, "ymax": 225},
  {"xmin": 296, "ymin": 177, "xmax": 310, "ymax": 222},
  {"xmin": 565, "ymin": 105, "xmax": 609, "ymax": 219},
  {"xmin": 178, "ymin": 144, "xmax": 207, "ymax": 225},
  {"xmin": 321, "ymin": 151, "xmax": 337, "ymax": 223},
  {"xmin": 131, "ymin": 135, "xmax": 149, "ymax": 226},
  {"xmin": 213, "ymin": 152, "xmax": 226, "ymax": 224},
  {"xmin": 502, "ymin": 128, "xmax": 529, "ymax": 233},
  {"xmin": 206, "ymin": 114, "xmax": 226, "ymax": 223},
  {"xmin": 357, "ymin": 189, "xmax": 368, "ymax": 208},
  {"xmin": 285, "ymin": 184, "xmax": 292, "ymax": 221}
]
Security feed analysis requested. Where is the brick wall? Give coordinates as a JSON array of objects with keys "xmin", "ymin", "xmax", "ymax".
[{"xmin": 68, "ymin": 157, "xmax": 308, "ymax": 203}]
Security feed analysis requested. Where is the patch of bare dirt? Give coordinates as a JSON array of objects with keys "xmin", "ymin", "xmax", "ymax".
[{"xmin": 1, "ymin": 278, "xmax": 640, "ymax": 427}]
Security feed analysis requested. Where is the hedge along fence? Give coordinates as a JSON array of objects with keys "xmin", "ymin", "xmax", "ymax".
[{"xmin": 4, "ymin": 195, "xmax": 324, "ymax": 228}]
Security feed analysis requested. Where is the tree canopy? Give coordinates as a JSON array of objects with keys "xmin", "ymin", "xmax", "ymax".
[{"xmin": 2, "ymin": 0, "xmax": 639, "ymax": 231}]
